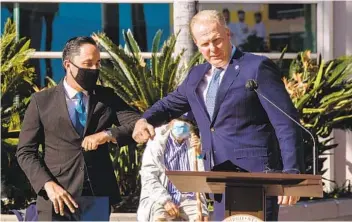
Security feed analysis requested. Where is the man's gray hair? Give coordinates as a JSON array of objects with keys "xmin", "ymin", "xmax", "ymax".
[{"xmin": 190, "ymin": 10, "xmax": 226, "ymax": 36}]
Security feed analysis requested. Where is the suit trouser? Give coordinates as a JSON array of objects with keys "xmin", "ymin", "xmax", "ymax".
[
  {"xmin": 38, "ymin": 180, "xmax": 112, "ymax": 221},
  {"xmin": 210, "ymin": 161, "xmax": 280, "ymax": 221}
]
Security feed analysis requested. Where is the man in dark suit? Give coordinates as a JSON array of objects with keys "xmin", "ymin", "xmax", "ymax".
[
  {"xmin": 132, "ymin": 10, "xmax": 304, "ymax": 221},
  {"xmin": 16, "ymin": 36, "xmax": 140, "ymax": 221}
]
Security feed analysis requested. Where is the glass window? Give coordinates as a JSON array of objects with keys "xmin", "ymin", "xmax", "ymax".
[
  {"xmin": 198, "ymin": 3, "xmax": 317, "ymax": 53},
  {"xmin": 1, "ymin": 3, "xmax": 171, "ymax": 50},
  {"xmin": 1, "ymin": 3, "xmax": 14, "ymax": 31},
  {"xmin": 1, "ymin": 3, "xmax": 172, "ymax": 86}
]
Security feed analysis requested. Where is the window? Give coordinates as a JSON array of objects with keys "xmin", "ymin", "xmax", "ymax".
[
  {"xmin": 1, "ymin": 2, "xmax": 172, "ymax": 85},
  {"xmin": 1, "ymin": 1, "xmax": 327, "ymax": 86},
  {"xmin": 1, "ymin": 3, "xmax": 171, "ymax": 51},
  {"xmin": 198, "ymin": 3, "xmax": 317, "ymax": 53}
]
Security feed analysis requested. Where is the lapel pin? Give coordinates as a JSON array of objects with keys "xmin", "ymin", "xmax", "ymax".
[{"xmin": 235, "ymin": 65, "xmax": 239, "ymax": 70}]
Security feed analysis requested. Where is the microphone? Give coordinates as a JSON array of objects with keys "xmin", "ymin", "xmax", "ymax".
[
  {"xmin": 246, "ymin": 79, "xmax": 317, "ymax": 175},
  {"xmin": 245, "ymin": 79, "xmax": 258, "ymax": 90}
]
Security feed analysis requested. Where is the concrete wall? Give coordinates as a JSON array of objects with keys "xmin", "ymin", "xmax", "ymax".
[
  {"xmin": 321, "ymin": 1, "xmax": 352, "ymax": 191},
  {"xmin": 329, "ymin": 0, "xmax": 352, "ymax": 190},
  {"xmin": 1, "ymin": 199, "xmax": 352, "ymax": 221}
]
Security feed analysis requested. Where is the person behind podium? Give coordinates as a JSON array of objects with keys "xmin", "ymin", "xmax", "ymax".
[
  {"xmin": 137, "ymin": 113, "xmax": 209, "ymax": 221},
  {"xmin": 16, "ymin": 36, "xmax": 140, "ymax": 221},
  {"xmin": 132, "ymin": 9, "xmax": 304, "ymax": 221}
]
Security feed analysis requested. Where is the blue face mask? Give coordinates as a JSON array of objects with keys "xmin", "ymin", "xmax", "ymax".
[{"xmin": 171, "ymin": 120, "xmax": 190, "ymax": 139}]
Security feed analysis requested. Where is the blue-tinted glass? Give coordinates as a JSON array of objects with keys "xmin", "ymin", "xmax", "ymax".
[
  {"xmin": 1, "ymin": 4, "xmax": 13, "ymax": 33},
  {"xmin": 144, "ymin": 4, "xmax": 170, "ymax": 51},
  {"xmin": 53, "ymin": 3, "xmax": 102, "ymax": 51},
  {"xmin": 1, "ymin": 3, "xmax": 171, "ymax": 85},
  {"xmin": 119, "ymin": 3, "xmax": 132, "ymax": 46}
]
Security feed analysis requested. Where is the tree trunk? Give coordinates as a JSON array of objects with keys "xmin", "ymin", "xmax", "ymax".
[
  {"xmin": 132, "ymin": 4, "xmax": 147, "ymax": 51},
  {"xmin": 173, "ymin": 0, "xmax": 197, "ymax": 69}
]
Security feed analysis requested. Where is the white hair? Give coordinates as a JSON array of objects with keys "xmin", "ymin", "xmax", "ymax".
[{"xmin": 190, "ymin": 10, "xmax": 226, "ymax": 36}]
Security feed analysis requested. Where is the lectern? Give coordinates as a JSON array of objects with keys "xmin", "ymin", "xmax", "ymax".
[{"xmin": 166, "ymin": 171, "xmax": 323, "ymax": 221}]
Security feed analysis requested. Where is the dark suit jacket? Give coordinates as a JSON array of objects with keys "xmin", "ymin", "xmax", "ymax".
[
  {"xmin": 143, "ymin": 49, "xmax": 304, "ymax": 173},
  {"xmin": 16, "ymin": 81, "xmax": 140, "ymax": 214}
]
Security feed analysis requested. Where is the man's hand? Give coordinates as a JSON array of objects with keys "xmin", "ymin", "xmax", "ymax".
[
  {"xmin": 132, "ymin": 118, "xmax": 155, "ymax": 144},
  {"xmin": 278, "ymin": 196, "xmax": 300, "ymax": 205},
  {"xmin": 163, "ymin": 201, "xmax": 179, "ymax": 218},
  {"xmin": 193, "ymin": 215, "xmax": 208, "ymax": 222},
  {"xmin": 44, "ymin": 181, "xmax": 78, "ymax": 216},
  {"xmin": 81, "ymin": 131, "xmax": 111, "ymax": 151},
  {"xmin": 190, "ymin": 133, "xmax": 201, "ymax": 153}
]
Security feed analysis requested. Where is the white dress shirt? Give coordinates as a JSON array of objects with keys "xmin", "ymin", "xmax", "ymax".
[
  {"xmin": 234, "ymin": 22, "xmax": 250, "ymax": 45},
  {"xmin": 253, "ymin": 21, "xmax": 266, "ymax": 38},
  {"xmin": 197, "ymin": 46, "xmax": 237, "ymax": 103},
  {"xmin": 227, "ymin": 23, "xmax": 237, "ymax": 45},
  {"xmin": 63, "ymin": 79, "xmax": 88, "ymax": 126}
]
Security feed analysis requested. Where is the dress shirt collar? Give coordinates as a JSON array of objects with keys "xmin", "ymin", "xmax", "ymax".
[{"xmin": 63, "ymin": 78, "xmax": 88, "ymax": 99}]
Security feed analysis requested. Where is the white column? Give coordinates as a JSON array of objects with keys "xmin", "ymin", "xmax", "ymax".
[
  {"xmin": 332, "ymin": 0, "xmax": 352, "ymax": 188},
  {"xmin": 317, "ymin": 1, "xmax": 334, "ymax": 61},
  {"xmin": 173, "ymin": 0, "xmax": 197, "ymax": 69},
  {"xmin": 317, "ymin": 1, "xmax": 335, "ymax": 191}
]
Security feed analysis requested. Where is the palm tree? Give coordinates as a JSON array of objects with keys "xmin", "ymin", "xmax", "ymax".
[
  {"xmin": 1, "ymin": 18, "xmax": 36, "ymax": 213},
  {"xmin": 173, "ymin": 0, "xmax": 197, "ymax": 71},
  {"xmin": 281, "ymin": 50, "xmax": 352, "ymax": 175},
  {"xmin": 93, "ymin": 29, "xmax": 203, "ymax": 113}
]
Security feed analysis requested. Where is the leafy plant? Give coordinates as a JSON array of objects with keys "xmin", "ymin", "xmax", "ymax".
[
  {"xmin": 323, "ymin": 179, "xmax": 352, "ymax": 199},
  {"xmin": 93, "ymin": 29, "xmax": 204, "ymax": 113},
  {"xmin": 1, "ymin": 18, "xmax": 36, "ymax": 213},
  {"xmin": 281, "ymin": 50, "xmax": 352, "ymax": 174}
]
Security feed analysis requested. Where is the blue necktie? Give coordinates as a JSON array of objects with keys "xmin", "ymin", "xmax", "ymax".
[
  {"xmin": 75, "ymin": 92, "xmax": 86, "ymax": 136},
  {"xmin": 206, "ymin": 68, "xmax": 223, "ymax": 119}
]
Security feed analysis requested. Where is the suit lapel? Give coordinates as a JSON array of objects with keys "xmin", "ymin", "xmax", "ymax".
[
  {"xmin": 56, "ymin": 81, "xmax": 81, "ymax": 138},
  {"xmin": 193, "ymin": 63, "xmax": 212, "ymax": 121},
  {"xmin": 83, "ymin": 90, "xmax": 98, "ymax": 136},
  {"xmin": 211, "ymin": 49, "xmax": 244, "ymax": 124}
]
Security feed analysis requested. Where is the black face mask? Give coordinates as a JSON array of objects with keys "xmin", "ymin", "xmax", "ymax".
[{"xmin": 69, "ymin": 61, "xmax": 100, "ymax": 91}]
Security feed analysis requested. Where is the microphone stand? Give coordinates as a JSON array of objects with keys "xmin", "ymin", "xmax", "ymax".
[{"xmin": 253, "ymin": 88, "xmax": 317, "ymax": 175}]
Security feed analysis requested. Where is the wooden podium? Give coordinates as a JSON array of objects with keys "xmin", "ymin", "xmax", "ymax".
[{"xmin": 166, "ymin": 171, "xmax": 323, "ymax": 221}]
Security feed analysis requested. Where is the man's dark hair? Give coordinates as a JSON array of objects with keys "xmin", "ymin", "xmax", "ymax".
[
  {"xmin": 255, "ymin": 12, "xmax": 262, "ymax": 17},
  {"xmin": 237, "ymin": 10, "xmax": 245, "ymax": 15},
  {"xmin": 222, "ymin": 8, "xmax": 230, "ymax": 14},
  {"xmin": 62, "ymin": 36, "xmax": 97, "ymax": 62}
]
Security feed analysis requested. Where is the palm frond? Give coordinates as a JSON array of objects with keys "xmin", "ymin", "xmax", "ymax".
[
  {"xmin": 282, "ymin": 50, "xmax": 352, "ymax": 174},
  {"xmin": 0, "ymin": 18, "xmax": 35, "ymax": 99},
  {"xmin": 93, "ymin": 29, "xmax": 200, "ymax": 113}
]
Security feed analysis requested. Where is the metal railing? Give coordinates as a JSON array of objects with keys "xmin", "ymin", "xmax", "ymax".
[
  {"xmin": 1, "ymin": 0, "xmax": 320, "ymax": 3},
  {"xmin": 30, "ymin": 51, "xmax": 317, "ymax": 60},
  {"xmin": 3, "ymin": 0, "xmax": 319, "ymax": 60}
]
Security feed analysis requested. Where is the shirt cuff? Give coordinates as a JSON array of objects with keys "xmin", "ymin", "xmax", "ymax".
[{"xmin": 104, "ymin": 129, "xmax": 117, "ymax": 144}]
